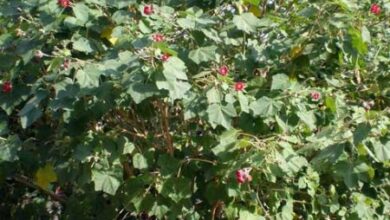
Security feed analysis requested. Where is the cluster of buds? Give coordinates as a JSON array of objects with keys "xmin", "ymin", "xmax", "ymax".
[
  {"xmin": 152, "ymin": 33, "xmax": 164, "ymax": 42},
  {"xmin": 235, "ymin": 168, "xmax": 252, "ymax": 184},
  {"xmin": 61, "ymin": 59, "xmax": 70, "ymax": 70},
  {"xmin": 143, "ymin": 5, "xmax": 154, "ymax": 15},
  {"xmin": 58, "ymin": 0, "xmax": 71, "ymax": 8},
  {"xmin": 2, "ymin": 81, "xmax": 12, "ymax": 93},
  {"xmin": 160, "ymin": 53, "xmax": 171, "ymax": 62}
]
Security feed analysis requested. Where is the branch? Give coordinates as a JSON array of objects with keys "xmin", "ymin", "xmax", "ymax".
[
  {"xmin": 13, "ymin": 175, "xmax": 66, "ymax": 203},
  {"xmin": 158, "ymin": 101, "xmax": 174, "ymax": 156}
]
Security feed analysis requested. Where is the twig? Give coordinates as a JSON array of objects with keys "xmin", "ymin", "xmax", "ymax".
[
  {"xmin": 186, "ymin": 158, "xmax": 217, "ymax": 165},
  {"xmin": 122, "ymin": 161, "xmax": 133, "ymax": 180},
  {"xmin": 13, "ymin": 175, "xmax": 66, "ymax": 203},
  {"xmin": 255, "ymin": 185, "xmax": 270, "ymax": 217},
  {"xmin": 211, "ymin": 200, "xmax": 223, "ymax": 220}
]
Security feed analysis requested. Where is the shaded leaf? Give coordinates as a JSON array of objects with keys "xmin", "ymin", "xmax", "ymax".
[{"xmin": 0, "ymin": 135, "xmax": 20, "ymax": 162}]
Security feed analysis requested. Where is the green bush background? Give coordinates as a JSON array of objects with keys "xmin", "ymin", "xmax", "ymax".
[{"xmin": 0, "ymin": 0, "xmax": 389, "ymax": 219}]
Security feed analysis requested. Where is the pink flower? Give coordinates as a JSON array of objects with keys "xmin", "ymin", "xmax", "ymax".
[
  {"xmin": 235, "ymin": 168, "xmax": 252, "ymax": 184},
  {"xmin": 235, "ymin": 170, "xmax": 246, "ymax": 184},
  {"xmin": 2, "ymin": 81, "xmax": 13, "ymax": 93},
  {"xmin": 310, "ymin": 91, "xmax": 321, "ymax": 102},
  {"xmin": 58, "ymin": 0, "xmax": 71, "ymax": 8},
  {"xmin": 61, "ymin": 59, "xmax": 70, "ymax": 70},
  {"xmin": 234, "ymin": 82, "xmax": 245, "ymax": 92},
  {"xmin": 143, "ymin": 5, "xmax": 154, "ymax": 15},
  {"xmin": 362, "ymin": 100, "xmax": 374, "ymax": 111},
  {"xmin": 370, "ymin": 4, "xmax": 381, "ymax": 15},
  {"xmin": 161, "ymin": 53, "xmax": 171, "ymax": 62},
  {"xmin": 218, "ymin": 65, "xmax": 229, "ymax": 76},
  {"xmin": 152, "ymin": 33, "xmax": 164, "ymax": 42}
]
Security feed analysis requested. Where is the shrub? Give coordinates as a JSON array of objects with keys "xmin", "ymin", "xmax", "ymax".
[{"xmin": 0, "ymin": 0, "xmax": 389, "ymax": 219}]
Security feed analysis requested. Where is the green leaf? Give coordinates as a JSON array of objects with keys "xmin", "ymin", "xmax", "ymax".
[
  {"xmin": 64, "ymin": 16, "xmax": 84, "ymax": 28},
  {"xmin": 133, "ymin": 153, "xmax": 148, "ymax": 169},
  {"xmin": 163, "ymin": 57, "xmax": 188, "ymax": 80},
  {"xmin": 177, "ymin": 9, "xmax": 215, "ymax": 30},
  {"xmin": 156, "ymin": 74, "xmax": 191, "ymax": 101},
  {"xmin": 188, "ymin": 46, "xmax": 217, "ymax": 64},
  {"xmin": 278, "ymin": 199, "xmax": 294, "ymax": 220},
  {"xmin": 75, "ymin": 65, "xmax": 102, "ymax": 89},
  {"xmin": 239, "ymin": 210, "xmax": 264, "ymax": 220},
  {"xmin": 18, "ymin": 90, "xmax": 48, "ymax": 129},
  {"xmin": 237, "ymin": 92, "xmax": 249, "ymax": 113},
  {"xmin": 91, "ymin": 170, "xmax": 121, "ymax": 195},
  {"xmin": 73, "ymin": 37, "xmax": 95, "ymax": 53},
  {"xmin": 177, "ymin": 18, "xmax": 196, "ymax": 29},
  {"xmin": 275, "ymin": 115, "xmax": 290, "ymax": 133},
  {"xmin": 201, "ymin": 29, "xmax": 222, "ymax": 43},
  {"xmin": 348, "ymin": 28, "xmax": 367, "ymax": 55},
  {"xmin": 153, "ymin": 42, "xmax": 178, "ymax": 57},
  {"xmin": 72, "ymin": 3, "xmax": 90, "ymax": 24},
  {"xmin": 127, "ymin": 82, "xmax": 159, "ymax": 104},
  {"xmin": 207, "ymin": 103, "xmax": 237, "ymax": 129},
  {"xmin": 155, "ymin": 57, "xmax": 191, "ymax": 100},
  {"xmin": 149, "ymin": 202, "xmax": 169, "ymax": 219},
  {"xmin": 297, "ymin": 111, "xmax": 316, "ymax": 130},
  {"xmin": 15, "ymin": 38, "xmax": 42, "ymax": 64},
  {"xmin": 334, "ymin": 161, "xmax": 359, "ymax": 188},
  {"xmin": 157, "ymin": 155, "xmax": 180, "ymax": 176},
  {"xmin": 243, "ymin": 0, "xmax": 260, "ymax": 5},
  {"xmin": 0, "ymin": 113, "xmax": 8, "ymax": 135},
  {"xmin": 106, "ymin": 0, "xmax": 135, "ymax": 8},
  {"xmin": 161, "ymin": 177, "xmax": 191, "ymax": 203},
  {"xmin": 311, "ymin": 144, "xmax": 345, "ymax": 170},
  {"xmin": 112, "ymin": 10, "xmax": 133, "ymax": 24},
  {"xmin": 20, "ymin": 108, "xmax": 43, "ymax": 129},
  {"xmin": 250, "ymin": 97, "xmax": 282, "ymax": 117},
  {"xmin": 325, "ymin": 96, "xmax": 337, "ymax": 113},
  {"xmin": 0, "ymin": 135, "xmax": 20, "ymax": 162},
  {"xmin": 206, "ymin": 87, "xmax": 221, "ymax": 104},
  {"xmin": 353, "ymin": 123, "xmax": 371, "ymax": 146},
  {"xmin": 123, "ymin": 142, "xmax": 135, "ymax": 155},
  {"xmin": 334, "ymin": 0, "xmax": 358, "ymax": 11},
  {"xmin": 0, "ymin": 85, "xmax": 30, "ymax": 115},
  {"xmin": 361, "ymin": 26, "xmax": 371, "ymax": 43},
  {"xmin": 233, "ymin": 13, "xmax": 262, "ymax": 33},
  {"xmin": 271, "ymin": 74, "xmax": 290, "ymax": 90},
  {"xmin": 124, "ymin": 71, "xmax": 158, "ymax": 104},
  {"xmin": 212, "ymin": 129, "xmax": 239, "ymax": 156},
  {"xmin": 373, "ymin": 141, "xmax": 390, "ymax": 162}
]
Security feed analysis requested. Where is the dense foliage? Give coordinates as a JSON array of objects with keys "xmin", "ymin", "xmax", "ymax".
[{"xmin": 1, "ymin": 0, "xmax": 390, "ymax": 219}]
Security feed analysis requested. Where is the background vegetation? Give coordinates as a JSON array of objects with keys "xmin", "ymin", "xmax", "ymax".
[{"xmin": 0, "ymin": 0, "xmax": 389, "ymax": 219}]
